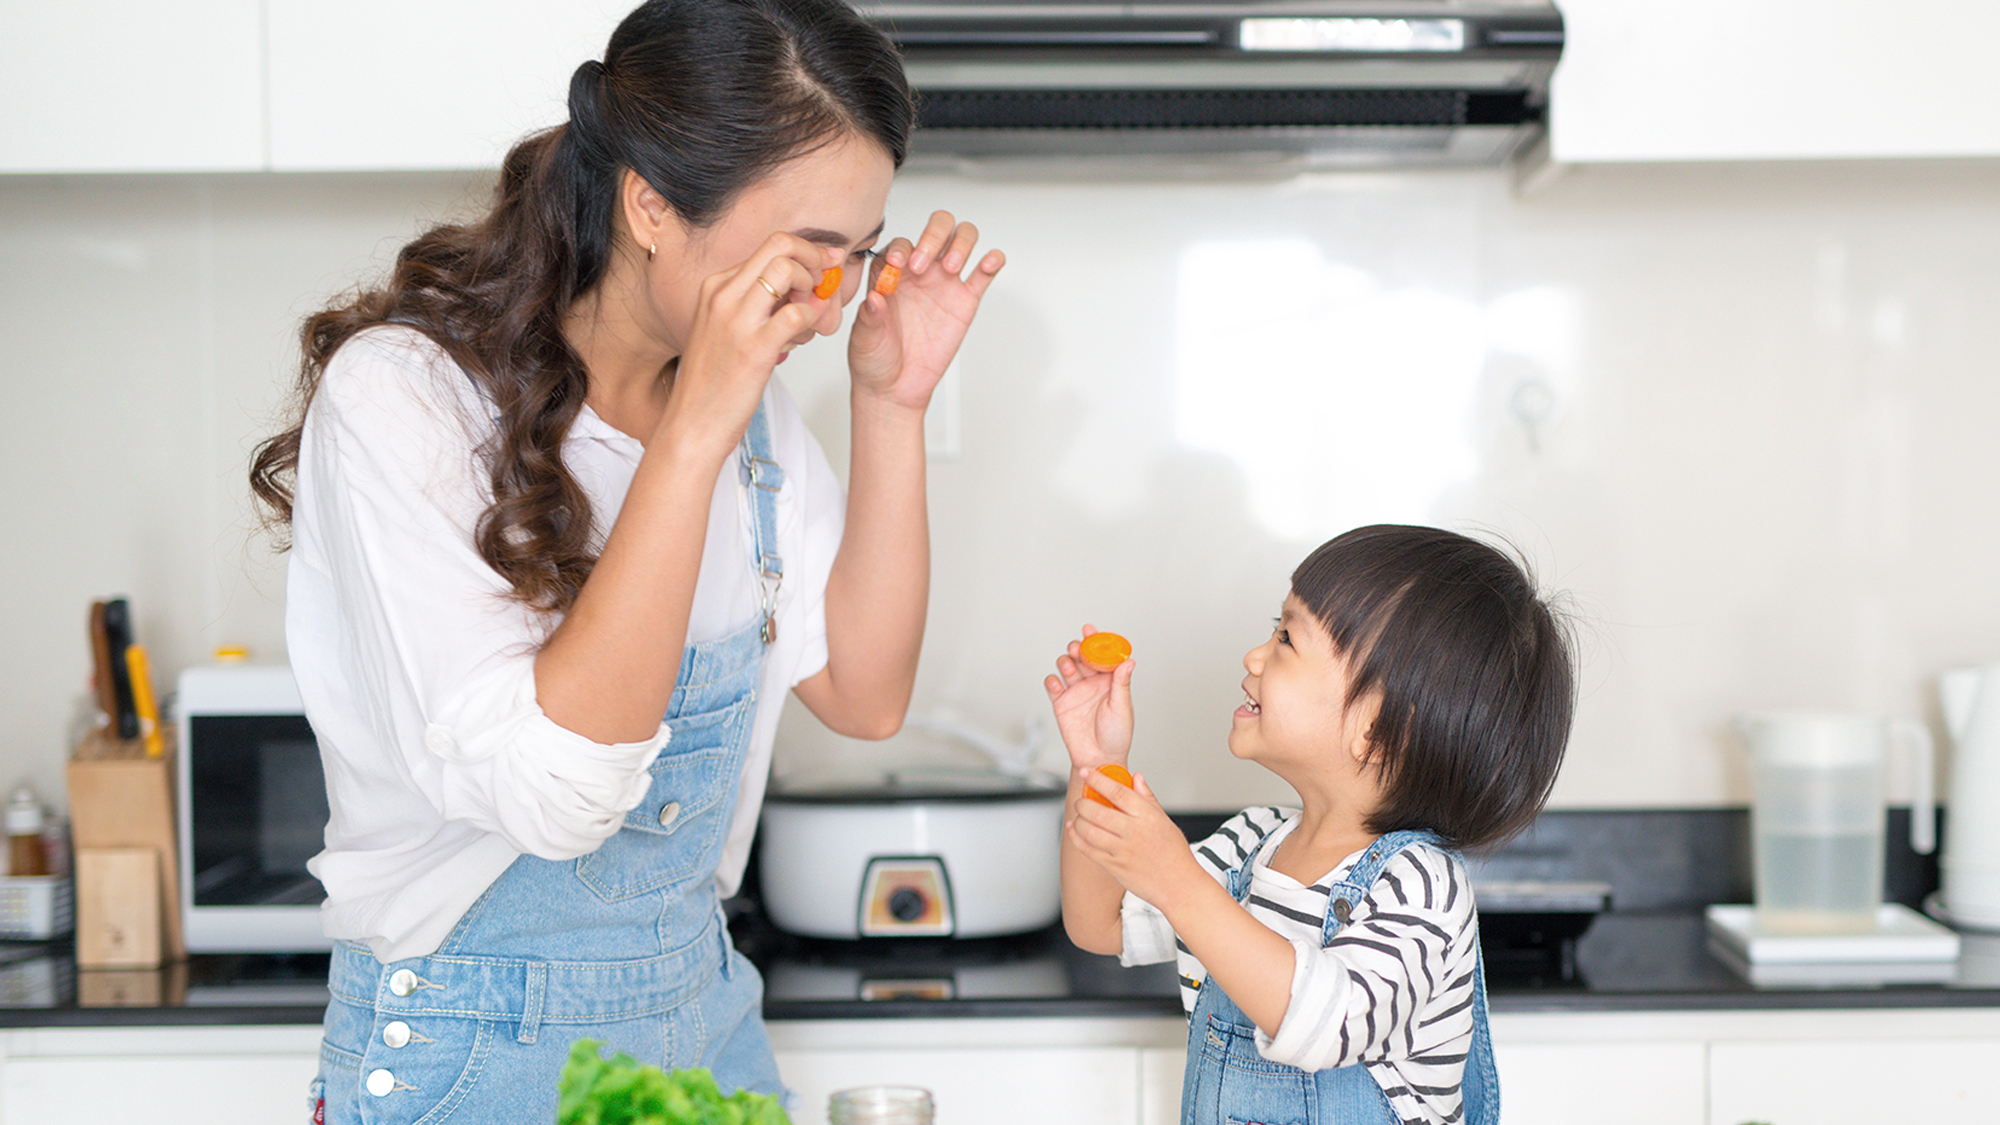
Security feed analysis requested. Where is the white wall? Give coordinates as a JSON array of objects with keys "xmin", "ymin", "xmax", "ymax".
[{"xmin": 5, "ymin": 159, "xmax": 1999, "ymax": 820}]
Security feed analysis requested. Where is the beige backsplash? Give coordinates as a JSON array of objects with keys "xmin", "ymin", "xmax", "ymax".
[{"xmin": 6, "ymin": 158, "xmax": 2000, "ymax": 816}]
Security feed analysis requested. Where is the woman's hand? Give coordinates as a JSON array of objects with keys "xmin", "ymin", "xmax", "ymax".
[
  {"xmin": 1044, "ymin": 625, "xmax": 1135, "ymax": 769},
  {"xmin": 670, "ymin": 233, "xmax": 844, "ymax": 436},
  {"xmin": 846, "ymin": 210, "xmax": 1005, "ymax": 410}
]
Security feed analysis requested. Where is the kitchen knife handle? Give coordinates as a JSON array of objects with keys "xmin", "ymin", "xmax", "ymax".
[
  {"xmin": 87, "ymin": 600, "xmax": 120, "ymax": 726},
  {"xmin": 101, "ymin": 598, "xmax": 140, "ymax": 741},
  {"xmin": 125, "ymin": 644, "xmax": 165, "ymax": 758}
]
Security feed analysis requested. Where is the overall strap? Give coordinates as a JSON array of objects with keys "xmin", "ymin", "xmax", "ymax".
[
  {"xmin": 738, "ymin": 401, "xmax": 785, "ymax": 646},
  {"xmin": 1320, "ymin": 826, "xmax": 1502, "ymax": 1124},
  {"xmin": 1222, "ymin": 818, "xmax": 1285, "ymax": 901},
  {"xmin": 1323, "ymin": 828, "xmax": 1447, "ymax": 941}
]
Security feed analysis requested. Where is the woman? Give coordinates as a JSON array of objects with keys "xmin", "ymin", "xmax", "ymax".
[{"xmin": 247, "ymin": 0, "xmax": 1003, "ymax": 1119}]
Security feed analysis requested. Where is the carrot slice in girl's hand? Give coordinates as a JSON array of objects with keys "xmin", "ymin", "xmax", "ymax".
[
  {"xmin": 874, "ymin": 263, "xmax": 902, "ymax": 296},
  {"xmin": 1084, "ymin": 763, "xmax": 1134, "ymax": 806},
  {"xmin": 814, "ymin": 266, "xmax": 842, "ymax": 299},
  {"xmin": 1078, "ymin": 631, "xmax": 1131, "ymax": 671}
]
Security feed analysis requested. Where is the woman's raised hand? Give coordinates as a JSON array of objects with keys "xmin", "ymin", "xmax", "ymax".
[{"xmin": 847, "ymin": 210, "xmax": 1005, "ymax": 409}]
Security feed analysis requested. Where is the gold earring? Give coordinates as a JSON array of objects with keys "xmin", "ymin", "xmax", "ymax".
[{"xmin": 648, "ymin": 242, "xmax": 656, "ymax": 262}]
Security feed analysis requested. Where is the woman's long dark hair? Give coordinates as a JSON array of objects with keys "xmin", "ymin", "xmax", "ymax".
[{"xmin": 249, "ymin": 0, "xmax": 914, "ymax": 612}]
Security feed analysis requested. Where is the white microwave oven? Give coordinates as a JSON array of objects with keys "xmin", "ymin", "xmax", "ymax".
[{"xmin": 174, "ymin": 663, "xmax": 332, "ymax": 952}]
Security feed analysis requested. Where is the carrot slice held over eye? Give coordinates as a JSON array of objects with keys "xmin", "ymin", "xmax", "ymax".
[
  {"xmin": 874, "ymin": 263, "xmax": 902, "ymax": 296},
  {"xmin": 814, "ymin": 266, "xmax": 842, "ymax": 299}
]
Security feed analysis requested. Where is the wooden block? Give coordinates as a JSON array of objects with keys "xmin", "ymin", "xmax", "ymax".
[
  {"xmin": 67, "ymin": 727, "xmax": 185, "ymax": 960},
  {"xmin": 77, "ymin": 968, "xmax": 162, "ymax": 1007},
  {"xmin": 76, "ymin": 961, "xmax": 188, "ymax": 1008},
  {"xmin": 75, "ymin": 846, "xmax": 162, "ymax": 968}
]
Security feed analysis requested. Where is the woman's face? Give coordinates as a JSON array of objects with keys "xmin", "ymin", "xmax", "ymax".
[{"xmin": 654, "ymin": 131, "xmax": 896, "ymax": 361}]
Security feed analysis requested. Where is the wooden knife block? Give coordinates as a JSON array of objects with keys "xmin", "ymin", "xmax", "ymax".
[{"xmin": 66, "ymin": 727, "xmax": 185, "ymax": 966}]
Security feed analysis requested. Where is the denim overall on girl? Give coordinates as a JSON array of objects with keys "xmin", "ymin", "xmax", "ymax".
[
  {"xmin": 314, "ymin": 405, "xmax": 791, "ymax": 1125},
  {"xmin": 1180, "ymin": 829, "xmax": 1500, "ymax": 1125}
]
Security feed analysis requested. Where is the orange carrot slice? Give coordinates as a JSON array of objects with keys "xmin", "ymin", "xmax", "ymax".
[
  {"xmin": 1084, "ymin": 763, "xmax": 1134, "ymax": 806},
  {"xmin": 1079, "ymin": 632, "xmax": 1131, "ymax": 671}
]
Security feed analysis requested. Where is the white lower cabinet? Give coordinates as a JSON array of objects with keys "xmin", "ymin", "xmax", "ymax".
[
  {"xmin": 1707, "ymin": 1037, "xmax": 1998, "ymax": 1125},
  {"xmin": 1139, "ymin": 1046, "xmax": 1187, "ymax": 1125},
  {"xmin": 771, "ymin": 1016, "xmax": 1715, "ymax": 1125},
  {"xmin": 6, "ymin": 1009, "xmax": 1999, "ymax": 1125},
  {"xmin": 1493, "ymin": 1009, "xmax": 2000, "ymax": 1125},
  {"xmin": 1493, "ymin": 1039, "xmax": 1706, "ymax": 1125},
  {"xmin": 769, "ymin": 1017, "xmax": 1184, "ymax": 1125},
  {"xmin": 0, "ymin": 1025, "xmax": 322, "ymax": 1125}
]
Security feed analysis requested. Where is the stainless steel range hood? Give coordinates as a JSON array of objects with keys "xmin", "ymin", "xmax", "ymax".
[{"xmin": 857, "ymin": 1, "xmax": 1564, "ymax": 171}]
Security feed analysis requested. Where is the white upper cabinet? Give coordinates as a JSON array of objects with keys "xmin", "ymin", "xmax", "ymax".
[
  {"xmin": 11, "ymin": 0, "xmax": 2000, "ymax": 172},
  {"xmin": 264, "ymin": 0, "xmax": 624, "ymax": 171},
  {"xmin": 0, "ymin": 0, "xmax": 265, "ymax": 173},
  {"xmin": 1550, "ymin": 0, "xmax": 2000, "ymax": 162}
]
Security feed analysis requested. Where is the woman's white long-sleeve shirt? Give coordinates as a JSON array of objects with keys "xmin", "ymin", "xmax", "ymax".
[{"xmin": 289, "ymin": 326, "xmax": 843, "ymax": 963}]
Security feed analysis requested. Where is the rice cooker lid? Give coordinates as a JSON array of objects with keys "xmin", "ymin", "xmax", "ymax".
[{"xmin": 766, "ymin": 766, "xmax": 1063, "ymax": 805}]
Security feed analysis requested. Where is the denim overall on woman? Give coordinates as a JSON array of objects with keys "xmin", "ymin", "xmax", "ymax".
[
  {"xmin": 1180, "ymin": 829, "xmax": 1501, "ymax": 1125},
  {"xmin": 315, "ymin": 405, "xmax": 791, "ymax": 1124}
]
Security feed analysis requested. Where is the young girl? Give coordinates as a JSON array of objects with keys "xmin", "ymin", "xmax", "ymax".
[
  {"xmin": 248, "ymin": 1, "xmax": 1002, "ymax": 1119},
  {"xmin": 1047, "ymin": 525, "xmax": 1575, "ymax": 1125}
]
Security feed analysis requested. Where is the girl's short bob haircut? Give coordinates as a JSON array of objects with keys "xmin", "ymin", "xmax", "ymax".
[{"xmin": 1291, "ymin": 524, "xmax": 1576, "ymax": 852}]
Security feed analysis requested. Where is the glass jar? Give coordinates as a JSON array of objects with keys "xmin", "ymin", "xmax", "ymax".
[
  {"xmin": 827, "ymin": 1085, "xmax": 934, "ymax": 1124},
  {"xmin": 6, "ymin": 787, "xmax": 48, "ymax": 877}
]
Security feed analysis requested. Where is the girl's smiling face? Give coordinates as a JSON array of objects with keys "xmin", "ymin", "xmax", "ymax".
[{"xmin": 1231, "ymin": 593, "xmax": 1383, "ymax": 788}]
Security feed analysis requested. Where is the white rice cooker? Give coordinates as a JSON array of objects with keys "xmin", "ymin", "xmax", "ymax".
[{"xmin": 757, "ymin": 721, "xmax": 1065, "ymax": 940}]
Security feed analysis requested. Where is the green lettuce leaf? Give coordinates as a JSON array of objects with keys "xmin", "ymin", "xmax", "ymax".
[{"xmin": 557, "ymin": 1039, "xmax": 791, "ymax": 1125}]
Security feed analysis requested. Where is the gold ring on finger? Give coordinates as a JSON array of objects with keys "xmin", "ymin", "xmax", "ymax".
[{"xmin": 756, "ymin": 276, "xmax": 782, "ymax": 300}]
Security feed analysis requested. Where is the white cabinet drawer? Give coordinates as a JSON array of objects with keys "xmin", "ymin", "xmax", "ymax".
[
  {"xmin": 1495, "ymin": 1040, "xmax": 1706, "ymax": 1125},
  {"xmin": 1708, "ymin": 1037, "xmax": 1999, "ymax": 1124},
  {"xmin": 775, "ymin": 1045, "xmax": 1140, "ymax": 1125}
]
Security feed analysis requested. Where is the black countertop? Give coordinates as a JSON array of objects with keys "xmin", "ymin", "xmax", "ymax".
[
  {"xmin": 8, "ymin": 906, "xmax": 2000, "ymax": 1029},
  {"xmin": 9, "ymin": 808, "xmax": 1993, "ymax": 1028}
]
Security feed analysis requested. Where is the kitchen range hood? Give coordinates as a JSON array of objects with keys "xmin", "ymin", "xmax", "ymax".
[{"xmin": 856, "ymin": 1, "xmax": 1563, "ymax": 170}]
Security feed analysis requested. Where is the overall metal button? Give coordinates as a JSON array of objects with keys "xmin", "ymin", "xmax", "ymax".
[
  {"xmin": 382, "ymin": 1021, "xmax": 412, "ymax": 1049},
  {"xmin": 366, "ymin": 1069, "xmax": 397, "ymax": 1097},
  {"xmin": 388, "ymin": 969, "xmax": 419, "ymax": 997},
  {"xmin": 657, "ymin": 801, "xmax": 681, "ymax": 829}
]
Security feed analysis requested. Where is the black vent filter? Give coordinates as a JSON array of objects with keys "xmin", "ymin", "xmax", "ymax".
[{"xmin": 917, "ymin": 88, "xmax": 1537, "ymax": 131}]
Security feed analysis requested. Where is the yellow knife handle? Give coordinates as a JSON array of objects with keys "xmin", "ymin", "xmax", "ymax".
[{"xmin": 125, "ymin": 644, "xmax": 165, "ymax": 758}]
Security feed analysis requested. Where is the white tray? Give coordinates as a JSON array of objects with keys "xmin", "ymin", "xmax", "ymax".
[
  {"xmin": 1705, "ymin": 937, "xmax": 1960, "ymax": 986},
  {"xmin": 1704, "ymin": 903, "xmax": 1960, "ymax": 965}
]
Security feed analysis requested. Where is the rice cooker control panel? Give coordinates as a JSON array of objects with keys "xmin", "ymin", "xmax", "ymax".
[{"xmin": 859, "ymin": 856, "xmax": 954, "ymax": 937}]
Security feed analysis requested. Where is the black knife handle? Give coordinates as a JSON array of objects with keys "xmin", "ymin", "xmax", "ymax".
[{"xmin": 101, "ymin": 597, "xmax": 140, "ymax": 741}]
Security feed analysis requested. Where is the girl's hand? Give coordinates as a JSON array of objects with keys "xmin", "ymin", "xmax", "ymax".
[
  {"xmin": 1044, "ymin": 625, "xmax": 1135, "ymax": 769},
  {"xmin": 672, "ymin": 233, "xmax": 842, "ymax": 432},
  {"xmin": 846, "ymin": 210, "xmax": 1005, "ymax": 410},
  {"xmin": 1067, "ymin": 769, "xmax": 1195, "ymax": 906}
]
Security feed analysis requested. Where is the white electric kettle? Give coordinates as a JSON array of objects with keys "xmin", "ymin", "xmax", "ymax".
[{"xmin": 1940, "ymin": 662, "xmax": 2000, "ymax": 930}]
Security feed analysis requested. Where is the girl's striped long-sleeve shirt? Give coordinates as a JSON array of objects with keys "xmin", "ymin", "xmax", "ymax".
[{"xmin": 1118, "ymin": 806, "xmax": 1480, "ymax": 1125}]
